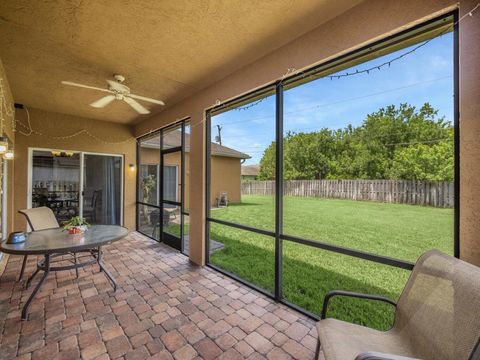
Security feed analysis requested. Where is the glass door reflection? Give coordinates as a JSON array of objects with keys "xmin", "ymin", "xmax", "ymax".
[
  {"xmin": 31, "ymin": 150, "xmax": 80, "ymax": 223},
  {"xmin": 82, "ymin": 154, "xmax": 122, "ymax": 225}
]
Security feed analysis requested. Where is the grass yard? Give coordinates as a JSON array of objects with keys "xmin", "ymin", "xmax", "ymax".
[{"xmin": 209, "ymin": 195, "xmax": 454, "ymax": 330}]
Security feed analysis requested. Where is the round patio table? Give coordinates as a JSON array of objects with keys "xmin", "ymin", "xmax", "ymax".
[{"xmin": 0, "ymin": 225, "xmax": 128, "ymax": 320}]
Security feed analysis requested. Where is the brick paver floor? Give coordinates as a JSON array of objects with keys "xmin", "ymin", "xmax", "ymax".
[{"xmin": 0, "ymin": 232, "xmax": 317, "ymax": 359}]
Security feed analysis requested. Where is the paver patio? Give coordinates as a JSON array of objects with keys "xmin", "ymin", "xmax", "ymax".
[{"xmin": 0, "ymin": 232, "xmax": 316, "ymax": 360}]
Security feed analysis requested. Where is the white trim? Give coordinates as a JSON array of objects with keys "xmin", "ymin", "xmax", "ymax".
[
  {"xmin": 27, "ymin": 147, "xmax": 124, "ymax": 226},
  {"xmin": 79, "ymin": 152, "xmax": 84, "ymax": 217},
  {"xmin": 27, "ymin": 148, "xmax": 33, "ymax": 210},
  {"xmin": 2, "ymin": 159, "xmax": 7, "ymax": 240}
]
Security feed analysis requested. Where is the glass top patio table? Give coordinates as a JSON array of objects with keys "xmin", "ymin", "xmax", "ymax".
[
  {"xmin": 0, "ymin": 225, "xmax": 128, "ymax": 255},
  {"xmin": 0, "ymin": 225, "xmax": 128, "ymax": 320}
]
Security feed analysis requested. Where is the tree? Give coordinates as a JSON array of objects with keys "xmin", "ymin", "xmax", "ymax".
[
  {"xmin": 387, "ymin": 132, "xmax": 454, "ymax": 181},
  {"xmin": 352, "ymin": 103, "xmax": 451, "ymax": 179},
  {"xmin": 257, "ymin": 103, "xmax": 453, "ymax": 181},
  {"xmin": 284, "ymin": 130, "xmax": 335, "ymax": 180},
  {"xmin": 258, "ymin": 142, "xmax": 276, "ymax": 180}
]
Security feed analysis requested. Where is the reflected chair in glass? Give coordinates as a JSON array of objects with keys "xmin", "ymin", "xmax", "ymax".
[
  {"xmin": 17, "ymin": 207, "xmax": 79, "ymax": 280},
  {"xmin": 315, "ymin": 250, "xmax": 480, "ymax": 360},
  {"xmin": 150, "ymin": 207, "xmax": 179, "ymax": 239},
  {"xmin": 83, "ymin": 190, "xmax": 99, "ymax": 224}
]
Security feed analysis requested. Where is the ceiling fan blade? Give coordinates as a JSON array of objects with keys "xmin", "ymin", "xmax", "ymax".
[
  {"xmin": 61, "ymin": 81, "xmax": 112, "ymax": 93},
  {"xmin": 128, "ymin": 93, "xmax": 165, "ymax": 106},
  {"xmin": 90, "ymin": 95, "xmax": 116, "ymax": 108},
  {"xmin": 124, "ymin": 97, "xmax": 150, "ymax": 114}
]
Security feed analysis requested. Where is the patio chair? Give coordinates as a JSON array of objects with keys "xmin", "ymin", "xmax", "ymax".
[
  {"xmin": 18, "ymin": 207, "xmax": 60, "ymax": 281},
  {"xmin": 217, "ymin": 192, "xmax": 228, "ymax": 208},
  {"xmin": 17, "ymin": 207, "xmax": 84, "ymax": 281},
  {"xmin": 150, "ymin": 207, "xmax": 178, "ymax": 238},
  {"xmin": 315, "ymin": 250, "xmax": 480, "ymax": 360}
]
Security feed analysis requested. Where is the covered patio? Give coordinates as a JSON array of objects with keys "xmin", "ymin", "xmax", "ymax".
[{"xmin": 0, "ymin": 0, "xmax": 480, "ymax": 359}]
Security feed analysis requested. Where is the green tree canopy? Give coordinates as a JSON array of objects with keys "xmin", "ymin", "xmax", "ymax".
[{"xmin": 258, "ymin": 103, "xmax": 453, "ymax": 181}]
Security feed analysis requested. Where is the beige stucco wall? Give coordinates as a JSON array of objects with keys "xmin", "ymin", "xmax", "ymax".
[
  {"xmin": 0, "ymin": 58, "xmax": 15, "ymax": 239},
  {"xmin": 134, "ymin": 0, "xmax": 479, "ymax": 266},
  {"xmin": 459, "ymin": 0, "xmax": 480, "ymax": 266},
  {"xmin": 13, "ymin": 108, "xmax": 136, "ymax": 231},
  {"xmin": 140, "ymin": 146, "xmax": 242, "ymax": 208}
]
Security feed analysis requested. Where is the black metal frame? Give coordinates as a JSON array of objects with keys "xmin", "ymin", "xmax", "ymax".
[
  {"xmin": 275, "ymin": 81, "xmax": 284, "ymax": 301},
  {"xmin": 204, "ymin": 11, "xmax": 459, "ymax": 321},
  {"xmin": 136, "ymin": 118, "xmax": 190, "ymax": 254},
  {"xmin": 320, "ymin": 290, "xmax": 397, "ymax": 320},
  {"xmin": 205, "ymin": 112, "xmax": 212, "ymax": 264},
  {"xmin": 453, "ymin": 10, "xmax": 460, "ymax": 258}
]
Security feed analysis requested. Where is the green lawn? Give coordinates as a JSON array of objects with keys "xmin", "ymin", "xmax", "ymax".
[{"xmin": 209, "ymin": 195, "xmax": 453, "ymax": 330}]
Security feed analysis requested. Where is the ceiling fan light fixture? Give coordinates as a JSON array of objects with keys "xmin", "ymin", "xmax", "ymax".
[
  {"xmin": 51, "ymin": 150, "xmax": 74, "ymax": 157},
  {"xmin": 3, "ymin": 149, "xmax": 14, "ymax": 160}
]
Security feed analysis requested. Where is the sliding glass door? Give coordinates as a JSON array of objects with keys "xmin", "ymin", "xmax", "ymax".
[
  {"xmin": 137, "ymin": 119, "xmax": 189, "ymax": 254},
  {"xmin": 82, "ymin": 154, "xmax": 122, "ymax": 225},
  {"xmin": 29, "ymin": 149, "xmax": 123, "ymax": 225}
]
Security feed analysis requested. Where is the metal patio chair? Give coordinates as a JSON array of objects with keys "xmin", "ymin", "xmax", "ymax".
[
  {"xmin": 18, "ymin": 207, "xmax": 61, "ymax": 280},
  {"xmin": 315, "ymin": 250, "xmax": 480, "ymax": 360},
  {"xmin": 18, "ymin": 207, "xmax": 82, "ymax": 281}
]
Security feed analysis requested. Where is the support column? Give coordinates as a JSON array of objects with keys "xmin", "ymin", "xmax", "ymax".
[
  {"xmin": 188, "ymin": 113, "xmax": 206, "ymax": 265},
  {"xmin": 459, "ymin": 0, "xmax": 480, "ymax": 266}
]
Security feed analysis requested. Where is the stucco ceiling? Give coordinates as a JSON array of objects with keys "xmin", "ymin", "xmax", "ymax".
[{"xmin": 0, "ymin": 0, "xmax": 362, "ymax": 124}]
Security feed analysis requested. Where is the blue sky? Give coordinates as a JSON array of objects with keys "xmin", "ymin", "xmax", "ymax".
[{"xmin": 212, "ymin": 32, "xmax": 454, "ymax": 165}]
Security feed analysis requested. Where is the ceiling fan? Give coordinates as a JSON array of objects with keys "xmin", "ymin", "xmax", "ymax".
[{"xmin": 61, "ymin": 74, "xmax": 165, "ymax": 114}]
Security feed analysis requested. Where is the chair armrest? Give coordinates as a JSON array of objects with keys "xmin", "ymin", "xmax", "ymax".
[
  {"xmin": 355, "ymin": 351, "xmax": 421, "ymax": 360},
  {"xmin": 321, "ymin": 290, "xmax": 396, "ymax": 319}
]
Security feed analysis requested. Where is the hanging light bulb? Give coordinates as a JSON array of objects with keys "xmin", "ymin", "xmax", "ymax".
[
  {"xmin": 3, "ymin": 148, "xmax": 14, "ymax": 160},
  {"xmin": 0, "ymin": 136, "xmax": 8, "ymax": 154}
]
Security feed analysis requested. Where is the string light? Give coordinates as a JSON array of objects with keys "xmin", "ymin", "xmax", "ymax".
[
  {"xmin": 282, "ymin": 3, "xmax": 479, "ymax": 83},
  {"xmin": 206, "ymin": 3, "xmax": 479, "ymax": 118},
  {"xmin": 14, "ymin": 105, "xmax": 136, "ymax": 145},
  {"xmin": 0, "ymin": 77, "xmax": 14, "ymax": 158},
  {"xmin": 234, "ymin": 97, "xmax": 266, "ymax": 111}
]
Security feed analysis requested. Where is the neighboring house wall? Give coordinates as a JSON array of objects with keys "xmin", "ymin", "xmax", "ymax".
[
  {"xmin": 140, "ymin": 147, "xmax": 242, "ymax": 208},
  {"xmin": 139, "ymin": 148, "xmax": 189, "ymax": 207},
  {"xmin": 210, "ymin": 156, "xmax": 242, "ymax": 206},
  {"xmin": 135, "ymin": 0, "xmax": 480, "ymax": 266},
  {"xmin": 14, "ymin": 108, "xmax": 136, "ymax": 230}
]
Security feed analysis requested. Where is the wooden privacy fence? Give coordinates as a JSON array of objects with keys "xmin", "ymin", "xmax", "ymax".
[{"xmin": 241, "ymin": 179, "xmax": 454, "ymax": 208}]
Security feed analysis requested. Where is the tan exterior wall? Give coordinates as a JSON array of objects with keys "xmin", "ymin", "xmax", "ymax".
[
  {"xmin": 139, "ymin": 149, "xmax": 188, "ymax": 205},
  {"xmin": 134, "ymin": 0, "xmax": 477, "ymax": 266},
  {"xmin": 0, "ymin": 58, "xmax": 15, "ymax": 241},
  {"xmin": 140, "ymin": 146, "xmax": 242, "ymax": 209},
  {"xmin": 13, "ymin": 108, "xmax": 136, "ymax": 231},
  {"xmin": 459, "ymin": 0, "xmax": 480, "ymax": 266}
]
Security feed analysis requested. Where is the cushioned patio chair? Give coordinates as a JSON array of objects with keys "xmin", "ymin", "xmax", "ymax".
[
  {"xmin": 17, "ymin": 207, "xmax": 63, "ymax": 280},
  {"xmin": 315, "ymin": 250, "xmax": 480, "ymax": 360}
]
